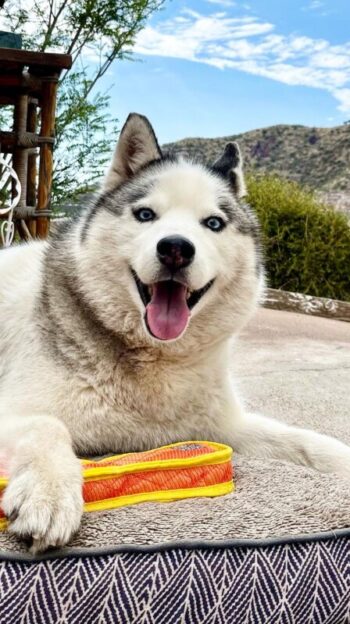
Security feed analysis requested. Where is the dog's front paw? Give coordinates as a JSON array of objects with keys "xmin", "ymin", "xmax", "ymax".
[{"xmin": 2, "ymin": 458, "xmax": 83, "ymax": 553}]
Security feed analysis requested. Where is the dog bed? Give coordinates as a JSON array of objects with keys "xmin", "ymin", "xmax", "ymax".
[{"xmin": 0, "ymin": 309, "xmax": 349, "ymax": 623}]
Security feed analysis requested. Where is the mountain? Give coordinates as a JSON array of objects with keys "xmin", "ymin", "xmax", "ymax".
[{"xmin": 163, "ymin": 124, "xmax": 350, "ymax": 201}]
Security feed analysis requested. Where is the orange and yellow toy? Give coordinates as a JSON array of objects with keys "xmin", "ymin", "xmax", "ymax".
[{"xmin": 0, "ymin": 441, "xmax": 234, "ymax": 531}]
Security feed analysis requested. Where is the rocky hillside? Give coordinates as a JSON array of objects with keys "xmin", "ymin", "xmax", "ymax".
[{"xmin": 163, "ymin": 124, "xmax": 350, "ymax": 195}]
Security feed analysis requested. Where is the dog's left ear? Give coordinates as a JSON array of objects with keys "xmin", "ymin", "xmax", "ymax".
[
  {"xmin": 212, "ymin": 142, "xmax": 247, "ymax": 199},
  {"xmin": 102, "ymin": 113, "xmax": 162, "ymax": 191}
]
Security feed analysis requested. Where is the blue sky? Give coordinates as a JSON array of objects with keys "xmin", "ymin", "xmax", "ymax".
[{"xmin": 100, "ymin": 0, "xmax": 350, "ymax": 143}]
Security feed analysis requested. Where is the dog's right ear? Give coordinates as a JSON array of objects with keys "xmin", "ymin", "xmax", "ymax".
[
  {"xmin": 212, "ymin": 142, "xmax": 247, "ymax": 199},
  {"xmin": 102, "ymin": 113, "xmax": 162, "ymax": 191}
]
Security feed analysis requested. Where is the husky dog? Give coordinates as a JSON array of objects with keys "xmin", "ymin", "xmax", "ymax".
[{"xmin": 0, "ymin": 114, "xmax": 349, "ymax": 552}]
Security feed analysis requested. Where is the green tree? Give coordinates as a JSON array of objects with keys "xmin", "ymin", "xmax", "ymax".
[{"xmin": 0, "ymin": 0, "xmax": 164, "ymax": 205}]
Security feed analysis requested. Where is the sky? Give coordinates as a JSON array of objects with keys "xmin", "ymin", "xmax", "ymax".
[{"xmin": 99, "ymin": 0, "xmax": 350, "ymax": 143}]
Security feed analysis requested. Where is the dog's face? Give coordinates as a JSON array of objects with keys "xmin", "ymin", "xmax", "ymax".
[{"xmin": 79, "ymin": 114, "xmax": 263, "ymax": 348}]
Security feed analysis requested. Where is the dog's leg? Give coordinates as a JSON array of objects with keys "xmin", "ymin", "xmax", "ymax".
[
  {"xmin": 221, "ymin": 410, "xmax": 350, "ymax": 476},
  {"xmin": 0, "ymin": 414, "xmax": 83, "ymax": 552}
]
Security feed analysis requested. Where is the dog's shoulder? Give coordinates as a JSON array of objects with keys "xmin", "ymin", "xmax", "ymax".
[
  {"xmin": 0, "ymin": 241, "xmax": 47, "ymax": 327},
  {"xmin": 0, "ymin": 239, "xmax": 45, "ymax": 285}
]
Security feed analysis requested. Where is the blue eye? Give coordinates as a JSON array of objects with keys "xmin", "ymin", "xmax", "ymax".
[
  {"xmin": 203, "ymin": 216, "xmax": 226, "ymax": 232},
  {"xmin": 134, "ymin": 208, "xmax": 156, "ymax": 222}
]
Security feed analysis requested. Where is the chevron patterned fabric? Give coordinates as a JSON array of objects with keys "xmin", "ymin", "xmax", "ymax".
[{"xmin": 0, "ymin": 536, "xmax": 349, "ymax": 623}]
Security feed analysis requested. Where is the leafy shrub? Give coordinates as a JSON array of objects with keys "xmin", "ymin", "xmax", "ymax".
[{"xmin": 246, "ymin": 174, "xmax": 350, "ymax": 302}]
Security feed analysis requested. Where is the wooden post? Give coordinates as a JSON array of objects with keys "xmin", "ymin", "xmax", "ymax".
[
  {"xmin": 12, "ymin": 94, "xmax": 28, "ymax": 239},
  {"xmin": 26, "ymin": 100, "xmax": 37, "ymax": 237},
  {"xmin": 36, "ymin": 76, "xmax": 58, "ymax": 238}
]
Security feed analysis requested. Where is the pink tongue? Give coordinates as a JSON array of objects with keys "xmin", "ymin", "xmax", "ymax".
[{"xmin": 146, "ymin": 282, "xmax": 190, "ymax": 340}]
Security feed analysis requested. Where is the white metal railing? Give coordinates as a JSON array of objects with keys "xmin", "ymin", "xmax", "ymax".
[{"xmin": 0, "ymin": 153, "xmax": 21, "ymax": 247}]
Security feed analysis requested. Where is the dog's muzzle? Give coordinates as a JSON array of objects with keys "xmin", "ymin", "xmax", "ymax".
[{"xmin": 131, "ymin": 269, "xmax": 214, "ymax": 342}]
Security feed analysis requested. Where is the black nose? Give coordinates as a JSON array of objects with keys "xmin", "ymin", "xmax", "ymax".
[{"xmin": 157, "ymin": 236, "xmax": 195, "ymax": 269}]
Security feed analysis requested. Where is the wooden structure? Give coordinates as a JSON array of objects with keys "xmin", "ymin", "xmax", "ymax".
[{"xmin": 0, "ymin": 48, "xmax": 72, "ymax": 240}]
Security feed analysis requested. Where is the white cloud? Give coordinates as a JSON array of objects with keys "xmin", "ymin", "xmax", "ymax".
[
  {"xmin": 135, "ymin": 10, "xmax": 350, "ymax": 113},
  {"xmin": 302, "ymin": 0, "xmax": 331, "ymax": 16},
  {"xmin": 308, "ymin": 0, "xmax": 324, "ymax": 9},
  {"xmin": 302, "ymin": 0, "xmax": 324, "ymax": 11},
  {"xmin": 136, "ymin": 12, "xmax": 274, "ymax": 60},
  {"xmin": 333, "ymin": 89, "xmax": 350, "ymax": 112},
  {"xmin": 206, "ymin": 0, "xmax": 236, "ymax": 6}
]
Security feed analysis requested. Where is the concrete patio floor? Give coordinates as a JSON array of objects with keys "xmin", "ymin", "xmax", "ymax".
[{"xmin": 232, "ymin": 308, "xmax": 350, "ymax": 445}]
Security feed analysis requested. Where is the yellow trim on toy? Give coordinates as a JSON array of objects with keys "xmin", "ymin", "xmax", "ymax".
[
  {"xmin": 83, "ymin": 480, "xmax": 234, "ymax": 512},
  {"xmin": 0, "ymin": 442, "xmax": 232, "ymax": 490},
  {"xmin": 0, "ymin": 518, "xmax": 7, "ymax": 531},
  {"xmin": 82, "ymin": 441, "xmax": 232, "ymax": 481}
]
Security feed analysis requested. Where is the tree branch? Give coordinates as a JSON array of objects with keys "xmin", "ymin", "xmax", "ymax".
[{"xmin": 40, "ymin": 0, "xmax": 70, "ymax": 51}]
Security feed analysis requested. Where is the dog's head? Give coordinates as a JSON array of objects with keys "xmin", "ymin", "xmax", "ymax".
[{"xmin": 78, "ymin": 114, "xmax": 264, "ymax": 349}]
